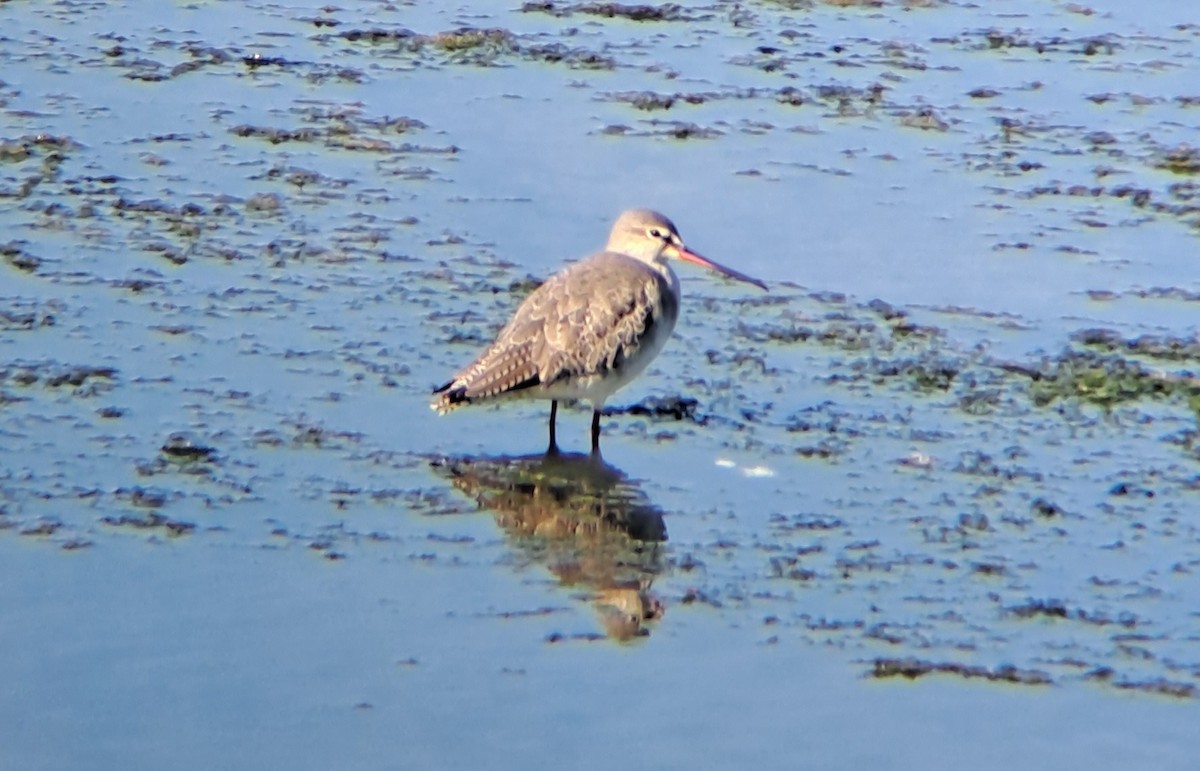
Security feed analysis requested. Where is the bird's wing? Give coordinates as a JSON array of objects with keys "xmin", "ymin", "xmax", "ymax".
[{"xmin": 535, "ymin": 254, "xmax": 674, "ymax": 384}]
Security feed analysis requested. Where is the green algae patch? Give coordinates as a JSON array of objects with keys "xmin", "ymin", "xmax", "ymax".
[
  {"xmin": 521, "ymin": 2, "xmax": 698, "ymax": 22},
  {"xmin": 873, "ymin": 657, "xmax": 1053, "ymax": 687},
  {"xmin": 1073, "ymin": 328, "xmax": 1200, "ymax": 363},
  {"xmin": 1024, "ymin": 331, "xmax": 1200, "ymax": 415},
  {"xmin": 1154, "ymin": 144, "xmax": 1200, "ymax": 176},
  {"xmin": 336, "ymin": 24, "xmax": 615, "ymax": 68},
  {"xmin": 427, "ymin": 27, "xmax": 515, "ymax": 53},
  {"xmin": 1023, "ymin": 352, "xmax": 1176, "ymax": 409}
]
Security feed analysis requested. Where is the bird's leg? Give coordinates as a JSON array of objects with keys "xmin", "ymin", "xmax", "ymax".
[
  {"xmin": 546, "ymin": 400, "xmax": 560, "ymax": 455},
  {"xmin": 590, "ymin": 409, "xmax": 602, "ymax": 457}
]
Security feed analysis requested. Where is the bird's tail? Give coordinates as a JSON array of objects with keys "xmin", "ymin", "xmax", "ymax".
[{"xmin": 430, "ymin": 380, "xmax": 471, "ymax": 415}]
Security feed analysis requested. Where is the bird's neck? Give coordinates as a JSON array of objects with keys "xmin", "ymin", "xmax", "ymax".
[{"xmin": 658, "ymin": 261, "xmax": 682, "ymax": 301}]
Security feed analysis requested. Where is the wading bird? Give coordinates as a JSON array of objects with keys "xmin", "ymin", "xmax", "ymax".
[{"xmin": 432, "ymin": 209, "xmax": 767, "ymax": 454}]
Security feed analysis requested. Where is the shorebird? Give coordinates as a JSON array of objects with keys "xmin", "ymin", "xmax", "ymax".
[{"xmin": 431, "ymin": 209, "xmax": 767, "ymax": 454}]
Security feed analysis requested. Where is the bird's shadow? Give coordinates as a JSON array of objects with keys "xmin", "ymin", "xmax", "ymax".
[{"xmin": 428, "ymin": 450, "xmax": 667, "ymax": 639}]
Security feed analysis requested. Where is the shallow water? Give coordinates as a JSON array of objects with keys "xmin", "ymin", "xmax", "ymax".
[{"xmin": 1, "ymin": 1, "xmax": 1198, "ymax": 768}]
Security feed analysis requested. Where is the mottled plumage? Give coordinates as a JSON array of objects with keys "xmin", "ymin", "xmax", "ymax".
[{"xmin": 432, "ymin": 209, "xmax": 766, "ymax": 454}]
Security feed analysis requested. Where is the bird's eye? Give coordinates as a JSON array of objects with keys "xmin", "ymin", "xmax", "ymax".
[{"xmin": 649, "ymin": 228, "xmax": 664, "ymax": 239}]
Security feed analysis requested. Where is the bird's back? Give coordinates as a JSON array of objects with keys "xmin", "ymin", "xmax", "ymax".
[{"xmin": 433, "ymin": 252, "xmax": 679, "ymax": 411}]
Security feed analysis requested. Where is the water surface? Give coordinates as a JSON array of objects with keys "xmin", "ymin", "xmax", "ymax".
[{"xmin": 1, "ymin": 1, "xmax": 1198, "ymax": 768}]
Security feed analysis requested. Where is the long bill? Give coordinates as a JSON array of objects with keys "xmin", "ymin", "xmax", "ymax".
[{"xmin": 670, "ymin": 245, "xmax": 769, "ymax": 292}]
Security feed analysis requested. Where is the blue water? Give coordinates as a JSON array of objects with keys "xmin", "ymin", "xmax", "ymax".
[{"xmin": 1, "ymin": 1, "xmax": 1198, "ymax": 768}]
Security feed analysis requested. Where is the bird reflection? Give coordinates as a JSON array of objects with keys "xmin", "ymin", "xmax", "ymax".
[{"xmin": 430, "ymin": 451, "xmax": 666, "ymax": 640}]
